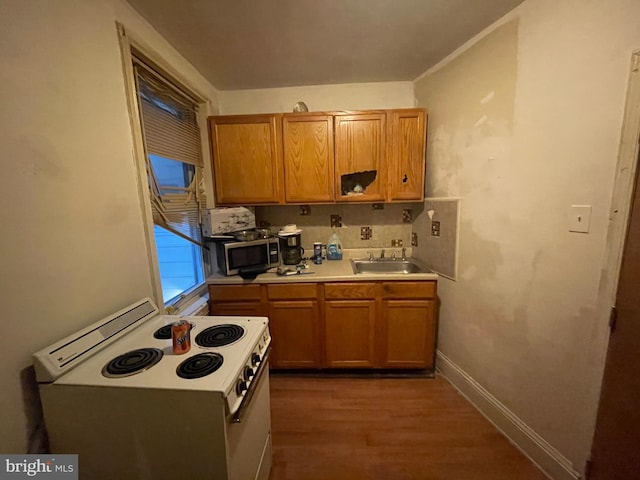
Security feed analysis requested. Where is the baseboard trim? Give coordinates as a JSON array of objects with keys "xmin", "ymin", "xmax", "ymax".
[{"xmin": 436, "ymin": 351, "xmax": 581, "ymax": 480}]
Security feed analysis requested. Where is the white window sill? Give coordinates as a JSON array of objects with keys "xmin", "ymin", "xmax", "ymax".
[{"xmin": 165, "ymin": 286, "xmax": 209, "ymax": 316}]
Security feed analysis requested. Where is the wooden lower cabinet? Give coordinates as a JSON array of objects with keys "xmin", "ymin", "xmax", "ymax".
[
  {"xmin": 324, "ymin": 300, "xmax": 377, "ymax": 368},
  {"xmin": 266, "ymin": 284, "xmax": 322, "ymax": 369},
  {"xmin": 209, "ymin": 302, "xmax": 264, "ymax": 316},
  {"xmin": 268, "ymin": 300, "xmax": 321, "ymax": 369},
  {"xmin": 379, "ymin": 281, "xmax": 436, "ymax": 369},
  {"xmin": 209, "ymin": 280, "xmax": 437, "ymax": 371},
  {"xmin": 381, "ymin": 300, "xmax": 435, "ymax": 369},
  {"xmin": 208, "ymin": 284, "xmax": 265, "ymax": 316}
]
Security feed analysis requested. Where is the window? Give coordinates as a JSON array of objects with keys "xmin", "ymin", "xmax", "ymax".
[{"xmin": 132, "ymin": 56, "xmax": 207, "ymax": 306}]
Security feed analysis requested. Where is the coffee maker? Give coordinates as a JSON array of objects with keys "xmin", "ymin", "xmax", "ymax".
[{"xmin": 279, "ymin": 233, "xmax": 304, "ymax": 265}]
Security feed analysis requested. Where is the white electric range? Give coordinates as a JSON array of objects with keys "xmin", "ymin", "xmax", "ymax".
[{"xmin": 33, "ymin": 298, "xmax": 272, "ymax": 480}]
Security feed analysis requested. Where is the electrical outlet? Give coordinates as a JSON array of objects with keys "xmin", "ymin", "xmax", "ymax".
[
  {"xmin": 402, "ymin": 209, "xmax": 413, "ymax": 223},
  {"xmin": 431, "ymin": 221, "xmax": 441, "ymax": 237},
  {"xmin": 372, "ymin": 203, "xmax": 384, "ymax": 210},
  {"xmin": 412, "ymin": 232, "xmax": 418, "ymax": 246},
  {"xmin": 391, "ymin": 239, "xmax": 403, "ymax": 247},
  {"xmin": 299, "ymin": 205, "xmax": 311, "ymax": 215},
  {"xmin": 330, "ymin": 214, "xmax": 342, "ymax": 228},
  {"xmin": 361, "ymin": 226, "xmax": 372, "ymax": 240}
]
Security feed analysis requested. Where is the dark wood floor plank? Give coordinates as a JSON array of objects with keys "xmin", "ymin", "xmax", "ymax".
[{"xmin": 269, "ymin": 375, "xmax": 548, "ymax": 480}]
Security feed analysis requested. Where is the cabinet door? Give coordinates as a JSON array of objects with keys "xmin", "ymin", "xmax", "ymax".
[
  {"xmin": 381, "ymin": 300, "xmax": 435, "ymax": 369},
  {"xmin": 268, "ymin": 300, "xmax": 321, "ymax": 369},
  {"xmin": 209, "ymin": 302, "xmax": 265, "ymax": 316},
  {"xmin": 334, "ymin": 113, "xmax": 386, "ymax": 202},
  {"xmin": 209, "ymin": 284, "xmax": 263, "ymax": 301},
  {"xmin": 208, "ymin": 284, "xmax": 265, "ymax": 316},
  {"xmin": 282, "ymin": 114, "xmax": 334, "ymax": 203},
  {"xmin": 209, "ymin": 114, "xmax": 283, "ymax": 205},
  {"xmin": 387, "ymin": 109, "xmax": 427, "ymax": 201},
  {"xmin": 324, "ymin": 300, "xmax": 376, "ymax": 368}
]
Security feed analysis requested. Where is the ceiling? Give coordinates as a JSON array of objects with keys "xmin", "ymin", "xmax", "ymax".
[{"xmin": 126, "ymin": 0, "xmax": 524, "ymax": 91}]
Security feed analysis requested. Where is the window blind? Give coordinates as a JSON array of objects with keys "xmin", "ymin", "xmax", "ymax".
[{"xmin": 133, "ymin": 58, "xmax": 206, "ymax": 246}]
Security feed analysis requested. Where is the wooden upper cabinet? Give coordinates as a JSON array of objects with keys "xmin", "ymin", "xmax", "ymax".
[
  {"xmin": 387, "ymin": 109, "xmax": 427, "ymax": 202},
  {"xmin": 208, "ymin": 114, "xmax": 283, "ymax": 205},
  {"xmin": 207, "ymin": 108, "xmax": 426, "ymax": 205},
  {"xmin": 334, "ymin": 113, "xmax": 386, "ymax": 202},
  {"xmin": 282, "ymin": 114, "xmax": 335, "ymax": 203}
]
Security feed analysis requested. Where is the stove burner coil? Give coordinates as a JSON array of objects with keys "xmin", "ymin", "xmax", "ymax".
[
  {"xmin": 195, "ymin": 324, "xmax": 245, "ymax": 348},
  {"xmin": 153, "ymin": 325, "xmax": 172, "ymax": 340},
  {"xmin": 154, "ymin": 322, "xmax": 194, "ymax": 340},
  {"xmin": 176, "ymin": 353, "xmax": 224, "ymax": 379},
  {"xmin": 102, "ymin": 348, "xmax": 163, "ymax": 378}
]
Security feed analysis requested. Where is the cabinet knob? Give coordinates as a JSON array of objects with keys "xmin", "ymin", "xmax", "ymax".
[{"xmin": 402, "ymin": 174, "xmax": 408, "ymax": 183}]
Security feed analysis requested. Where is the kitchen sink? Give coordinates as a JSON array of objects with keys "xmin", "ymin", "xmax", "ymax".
[{"xmin": 350, "ymin": 258, "xmax": 426, "ymax": 275}]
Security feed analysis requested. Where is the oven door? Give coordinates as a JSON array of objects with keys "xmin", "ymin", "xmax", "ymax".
[{"xmin": 226, "ymin": 358, "xmax": 272, "ymax": 480}]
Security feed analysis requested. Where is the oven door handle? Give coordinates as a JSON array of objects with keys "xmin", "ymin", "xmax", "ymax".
[{"xmin": 232, "ymin": 346, "xmax": 271, "ymax": 423}]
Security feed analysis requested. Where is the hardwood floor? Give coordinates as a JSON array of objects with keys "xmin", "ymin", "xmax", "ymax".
[{"xmin": 268, "ymin": 374, "xmax": 548, "ymax": 480}]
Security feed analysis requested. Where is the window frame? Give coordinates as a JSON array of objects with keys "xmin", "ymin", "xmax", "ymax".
[{"xmin": 117, "ymin": 22, "xmax": 213, "ymax": 312}]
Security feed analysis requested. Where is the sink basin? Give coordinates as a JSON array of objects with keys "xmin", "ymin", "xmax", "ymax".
[{"xmin": 350, "ymin": 258, "xmax": 425, "ymax": 275}]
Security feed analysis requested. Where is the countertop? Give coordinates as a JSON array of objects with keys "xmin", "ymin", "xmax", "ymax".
[{"xmin": 206, "ymin": 256, "xmax": 438, "ymax": 285}]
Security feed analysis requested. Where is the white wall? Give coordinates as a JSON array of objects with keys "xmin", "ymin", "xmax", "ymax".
[
  {"xmin": 414, "ymin": 0, "xmax": 640, "ymax": 474},
  {"xmin": 0, "ymin": 0, "xmax": 218, "ymax": 453},
  {"xmin": 218, "ymin": 81, "xmax": 415, "ymax": 114}
]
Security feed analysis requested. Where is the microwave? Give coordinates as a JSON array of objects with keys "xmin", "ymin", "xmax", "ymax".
[{"xmin": 215, "ymin": 238, "xmax": 280, "ymax": 277}]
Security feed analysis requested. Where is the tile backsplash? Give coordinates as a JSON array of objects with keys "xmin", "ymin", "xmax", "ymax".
[
  {"xmin": 255, "ymin": 203, "xmax": 422, "ymax": 251},
  {"xmin": 413, "ymin": 198, "xmax": 459, "ymax": 280}
]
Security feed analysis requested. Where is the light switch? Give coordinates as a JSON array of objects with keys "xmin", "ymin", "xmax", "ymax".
[
  {"xmin": 569, "ymin": 205, "xmax": 592, "ymax": 233},
  {"xmin": 431, "ymin": 221, "xmax": 441, "ymax": 237}
]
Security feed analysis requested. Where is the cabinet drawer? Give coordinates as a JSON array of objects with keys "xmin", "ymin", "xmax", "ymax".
[
  {"xmin": 267, "ymin": 283, "xmax": 318, "ymax": 300},
  {"xmin": 382, "ymin": 281, "xmax": 436, "ymax": 299},
  {"xmin": 324, "ymin": 283, "xmax": 378, "ymax": 299},
  {"xmin": 209, "ymin": 302, "xmax": 264, "ymax": 316},
  {"xmin": 209, "ymin": 284, "xmax": 262, "ymax": 301}
]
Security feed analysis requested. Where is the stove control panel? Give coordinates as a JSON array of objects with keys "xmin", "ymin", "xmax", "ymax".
[{"xmin": 226, "ymin": 325, "xmax": 271, "ymax": 417}]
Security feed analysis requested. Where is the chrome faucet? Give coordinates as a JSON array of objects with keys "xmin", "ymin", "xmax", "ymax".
[
  {"xmin": 368, "ymin": 251, "xmax": 375, "ymax": 261},
  {"xmin": 391, "ymin": 251, "xmax": 396, "ymax": 261},
  {"xmin": 380, "ymin": 249, "xmax": 385, "ymax": 259},
  {"xmin": 401, "ymin": 247, "xmax": 407, "ymax": 261}
]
